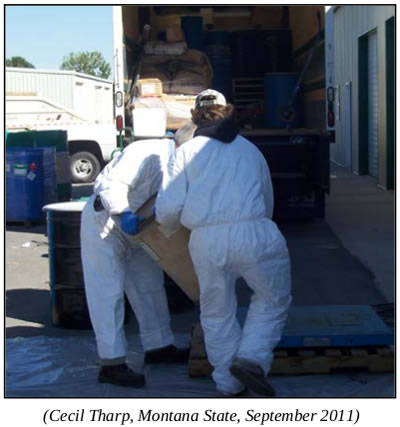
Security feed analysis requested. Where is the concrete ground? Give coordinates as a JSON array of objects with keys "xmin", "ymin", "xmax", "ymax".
[
  {"xmin": 326, "ymin": 163, "xmax": 395, "ymax": 303},
  {"xmin": 4, "ymin": 162, "xmax": 395, "ymax": 397},
  {"xmin": 5, "ymin": 163, "xmax": 394, "ymax": 336}
]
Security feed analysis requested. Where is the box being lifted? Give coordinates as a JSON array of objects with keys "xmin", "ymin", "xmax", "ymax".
[{"xmin": 132, "ymin": 196, "xmax": 200, "ymax": 303}]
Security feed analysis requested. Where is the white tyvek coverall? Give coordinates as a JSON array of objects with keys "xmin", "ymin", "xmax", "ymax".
[
  {"xmin": 156, "ymin": 135, "xmax": 292, "ymax": 394},
  {"xmin": 81, "ymin": 139, "xmax": 176, "ymax": 363}
]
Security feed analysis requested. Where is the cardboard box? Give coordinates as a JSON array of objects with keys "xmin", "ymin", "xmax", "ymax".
[
  {"xmin": 200, "ymin": 8, "xmax": 214, "ymax": 26},
  {"xmin": 166, "ymin": 26, "xmax": 185, "ymax": 43},
  {"xmin": 133, "ymin": 95, "xmax": 195, "ymax": 130},
  {"xmin": 138, "ymin": 78, "xmax": 163, "ymax": 97},
  {"xmin": 133, "ymin": 196, "xmax": 200, "ymax": 303},
  {"xmin": 157, "ymin": 14, "xmax": 182, "ymax": 32}
]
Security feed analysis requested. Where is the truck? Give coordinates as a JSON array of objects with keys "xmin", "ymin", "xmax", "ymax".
[
  {"xmin": 113, "ymin": 5, "xmax": 335, "ymax": 220},
  {"xmin": 5, "ymin": 67, "xmax": 118, "ymax": 184}
]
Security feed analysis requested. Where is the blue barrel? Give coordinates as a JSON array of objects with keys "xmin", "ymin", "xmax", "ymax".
[
  {"xmin": 205, "ymin": 30, "xmax": 232, "ymax": 51},
  {"xmin": 6, "ymin": 130, "xmax": 72, "ymax": 202},
  {"xmin": 6, "ymin": 147, "xmax": 57, "ymax": 221},
  {"xmin": 209, "ymin": 56, "xmax": 233, "ymax": 101},
  {"xmin": 181, "ymin": 16, "xmax": 204, "ymax": 50},
  {"xmin": 264, "ymin": 73, "xmax": 303, "ymax": 128},
  {"xmin": 205, "ymin": 31, "xmax": 233, "ymax": 101},
  {"xmin": 232, "ymin": 30, "xmax": 293, "ymax": 78}
]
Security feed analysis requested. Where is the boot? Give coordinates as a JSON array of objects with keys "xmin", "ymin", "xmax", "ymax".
[
  {"xmin": 144, "ymin": 345, "xmax": 190, "ymax": 364},
  {"xmin": 229, "ymin": 358, "xmax": 275, "ymax": 397},
  {"xmin": 98, "ymin": 363, "xmax": 145, "ymax": 388}
]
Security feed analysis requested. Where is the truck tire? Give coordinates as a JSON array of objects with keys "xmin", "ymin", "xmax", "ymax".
[{"xmin": 70, "ymin": 151, "xmax": 101, "ymax": 184}]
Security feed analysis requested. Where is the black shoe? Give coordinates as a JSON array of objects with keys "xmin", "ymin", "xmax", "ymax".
[
  {"xmin": 229, "ymin": 358, "xmax": 275, "ymax": 397},
  {"xmin": 144, "ymin": 345, "xmax": 190, "ymax": 364},
  {"xmin": 98, "ymin": 364, "xmax": 145, "ymax": 388}
]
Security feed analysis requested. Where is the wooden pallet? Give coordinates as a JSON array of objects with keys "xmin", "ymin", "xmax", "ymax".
[{"xmin": 188, "ymin": 323, "xmax": 394, "ymax": 377}]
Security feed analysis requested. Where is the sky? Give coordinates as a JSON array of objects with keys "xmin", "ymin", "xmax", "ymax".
[{"xmin": 5, "ymin": 5, "xmax": 113, "ymax": 73}]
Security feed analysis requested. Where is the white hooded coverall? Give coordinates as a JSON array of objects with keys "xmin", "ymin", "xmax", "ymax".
[
  {"xmin": 156, "ymin": 134, "xmax": 292, "ymax": 395},
  {"xmin": 80, "ymin": 139, "xmax": 176, "ymax": 364}
]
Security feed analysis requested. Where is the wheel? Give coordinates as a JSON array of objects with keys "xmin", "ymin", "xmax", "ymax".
[{"xmin": 70, "ymin": 151, "xmax": 101, "ymax": 184}]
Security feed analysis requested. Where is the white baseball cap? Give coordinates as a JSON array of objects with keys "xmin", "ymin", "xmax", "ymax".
[{"xmin": 195, "ymin": 89, "xmax": 226, "ymax": 109}]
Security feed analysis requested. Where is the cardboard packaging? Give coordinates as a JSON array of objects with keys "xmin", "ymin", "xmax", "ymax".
[
  {"xmin": 166, "ymin": 26, "xmax": 185, "ymax": 43},
  {"xmin": 133, "ymin": 196, "xmax": 200, "ymax": 303},
  {"xmin": 138, "ymin": 78, "xmax": 163, "ymax": 97}
]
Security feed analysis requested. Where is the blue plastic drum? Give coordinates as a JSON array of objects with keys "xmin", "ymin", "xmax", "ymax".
[
  {"xmin": 6, "ymin": 147, "xmax": 57, "ymax": 221},
  {"xmin": 181, "ymin": 16, "xmax": 204, "ymax": 50},
  {"xmin": 264, "ymin": 72, "xmax": 303, "ymax": 128}
]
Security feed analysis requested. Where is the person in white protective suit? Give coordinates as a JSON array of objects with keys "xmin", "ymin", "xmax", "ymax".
[
  {"xmin": 80, "ymin": 123, "xmax": 196, "ymax": 388},
  {"xmin": 156, "ymin": 89, "xmax": 292, "ymax": 397}
]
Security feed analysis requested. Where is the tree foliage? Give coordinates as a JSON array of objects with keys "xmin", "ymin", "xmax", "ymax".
[
  {"xmin": 60, "ymin": 51, "xmax": 111, "ymax": 79},
  {"xmin": 6, "ymin": 56, "xmax": 35, "ymax": 68}
]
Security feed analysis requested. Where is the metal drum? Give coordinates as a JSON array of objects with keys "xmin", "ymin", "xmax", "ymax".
[{"xmin": 43, "ymin": 201, "xmax": 91, "ymax": 329}]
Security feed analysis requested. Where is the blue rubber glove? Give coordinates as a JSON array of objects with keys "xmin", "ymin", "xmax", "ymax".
[{"xmin": 120, "ymin": 211, "xmax": 145, "ymax": 235}]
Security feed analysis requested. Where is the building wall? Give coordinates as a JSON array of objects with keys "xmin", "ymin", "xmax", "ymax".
[
  {"xmin": 331, "ymin": 5, "xmax": 395, "ymax": 188},
  {"xmin": 6, "ymin": 68, "xmax": 74, "ymax": 110},
  {"xmin": 6, "ymin": 68, "xmax": 114, "ymax": 124}
]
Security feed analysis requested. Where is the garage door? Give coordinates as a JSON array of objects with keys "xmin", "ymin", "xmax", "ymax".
[{"xmin": 368, "ymin": 32, "xmax": 378, "ymax": 178}]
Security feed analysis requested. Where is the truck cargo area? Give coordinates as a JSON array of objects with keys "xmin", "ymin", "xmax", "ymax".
[{"xmin": 115, "ymin": 5, "xmax": 333, "ymax": 220}]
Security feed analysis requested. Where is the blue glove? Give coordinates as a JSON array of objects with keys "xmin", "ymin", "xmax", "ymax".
[
  {"xmin": 120, "ymin": 211, "xmax": 145, "ymax": 235},
  {"xmin": 152, "ymin": 206, "xmax": 156, "ymax": 216}
]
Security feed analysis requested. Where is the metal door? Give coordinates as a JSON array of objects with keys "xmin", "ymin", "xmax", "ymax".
[
  {"xmin": 345, "ymin": 82, "xmax": 352, "ymax": 169},
  {"xmin": 367, "ymin": 32, "xmax": 378, "ymax": 178}
]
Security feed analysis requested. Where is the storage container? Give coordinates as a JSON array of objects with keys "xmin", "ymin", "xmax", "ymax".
[
  {"xmin": 44, "ymin": 201, "xmax": 92, "ymax": 329},
  {"xmin": 138, "ymin": 78, "xmax": 163, "ymax": 97},
  {"xmin": 6, "ymin": 130, "xmax": 72, "ymax": 201},
  {"xmin": 181, "ymin": 16, "xmax": 204, "ymax": 50},
  {"xmin": 6, "ymin": 147, "xmax": 57, "ymax": 221},
  {"xmin": 132, "ymin": 108, "xmax": 167, "ymax": 137},
  {"xmin": 231, "ymin": 29, "xmax": 292, "ymax": 78},
  {"xmin": 264, "ymin": 72, "xmax": 302, "ymax": 128},
  {"xmin": 205, "ymin": 30, "xmax": 233, "ymax": 101}
]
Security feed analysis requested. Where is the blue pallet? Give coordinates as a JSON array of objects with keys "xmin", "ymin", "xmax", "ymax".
[{"xmin": 237, "ymin": 305, "xmax": 393, "ymax": 348}]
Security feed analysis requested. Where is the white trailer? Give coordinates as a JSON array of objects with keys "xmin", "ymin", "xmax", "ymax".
[
  {"xmin": 5, "ymin": 67, "xmax": 118, "ymax": 183},
  {"xmin": 112, "ymin": 5, "xmax": 334, "ymax": 219}
]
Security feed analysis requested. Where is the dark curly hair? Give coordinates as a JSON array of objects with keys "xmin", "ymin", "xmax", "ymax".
[{"xmin": 191, "ymin": 104, "xmax": 234, "ymax": 126}]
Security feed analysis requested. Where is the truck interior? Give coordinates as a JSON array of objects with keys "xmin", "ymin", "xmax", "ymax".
[
  {"xmin": 120, "ymin": 5, "xmax": 330, "ymax": 220},
  {"xmin": 121, "ymin": 5, "xmax": 326, "ymax": 132}
]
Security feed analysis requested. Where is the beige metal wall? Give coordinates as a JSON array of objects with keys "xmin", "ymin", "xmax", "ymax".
[
  {"xmin": 332, "ymin": 5, "xmax": 395, "ymax": 188},
  {"xmin": 6, "ymin": 68, "xmax": 114, "ymax": 124},
  {"xmin": 6, "ymin": 68, "xmax": 74, "ymax": 110}
]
